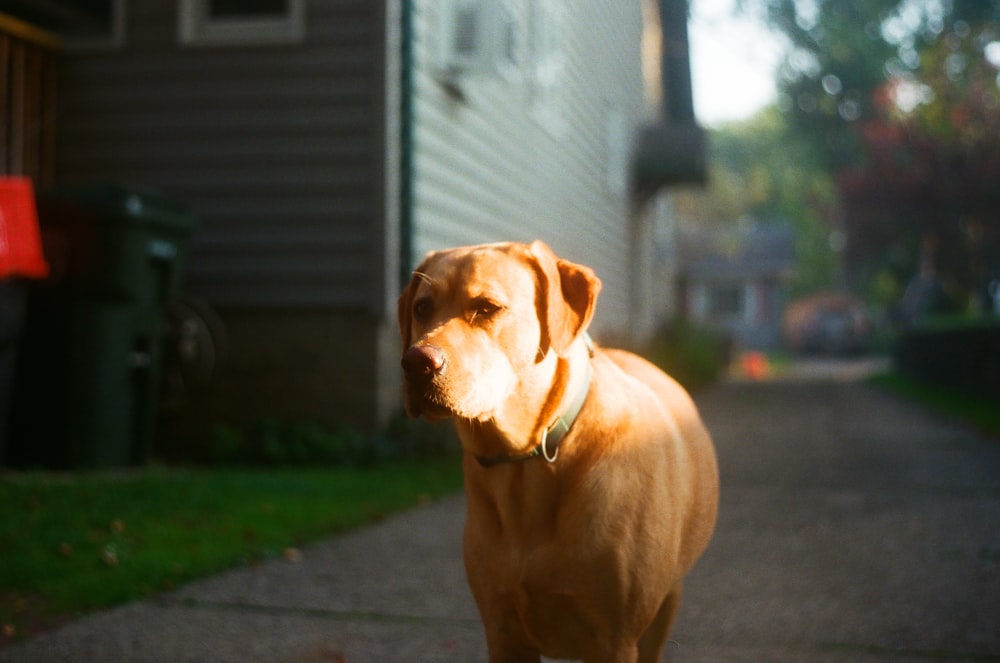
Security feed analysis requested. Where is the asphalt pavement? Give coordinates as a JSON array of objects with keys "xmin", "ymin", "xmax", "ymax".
[{"xmin": 3, "ymin": 361, "xmax": 999, "ymax": 662}]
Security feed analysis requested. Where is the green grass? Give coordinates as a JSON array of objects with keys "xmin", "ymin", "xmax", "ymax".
[
  {"xmin": 869, "ymin": 372, "xmax": 1000, "ymax": 439},
  {"xmin": 0, "ymin": 460, "xmax": 463, "ymax": 641}
]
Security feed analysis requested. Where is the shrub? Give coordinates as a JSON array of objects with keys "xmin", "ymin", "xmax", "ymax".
[
  {"xmin": 894, "ymin": 316, "xmax": 1000, "ymax": 400},
  {"xmin": 379, "ymin": 415, "xmax": 460, "ymax": 460},
  {"xmin": 642, "ymin": 318, "xmax": 731, "ymax": 392},
  {"xmin": 207, "ymin": 419, "xmax": 378, "ymax": 467}
]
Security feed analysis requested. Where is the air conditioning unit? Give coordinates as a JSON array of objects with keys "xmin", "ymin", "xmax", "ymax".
[{"xmin": 438, "ymin": 0, "xmax": 518, "ymax": 77}]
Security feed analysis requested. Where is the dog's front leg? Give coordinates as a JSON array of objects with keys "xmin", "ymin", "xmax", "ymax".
[
  {"xmin": 582, "ymin": 644, "xmax": 641, "ymax": 663},
  {"xmin": 484, "ymin": 635, "xmax": 541, "ymax": 663},
  {"xmin": 487, "ymin": 648, "xmax": 541, "ymax": 663},
  {"xmin": 478, "ymin": 602, "xmax": 542, "ymax": 663},
  {"xmin": 637, "ymin": 582, "xmax": 684, "ymax": 663}
]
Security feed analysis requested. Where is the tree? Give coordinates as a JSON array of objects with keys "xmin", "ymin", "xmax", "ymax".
[
  {"xmin": 672, "ymin": 107, "xmax": 840, "ymax": 295},
  {"xmin": 748, "ymin": 0, "xmax": 900, "ymax": 170},
  {"xmin": 840, "ymin": 9, "xmax": 1000, "ymax": 312},
  {"xmin": 748, "ymin": 0, "xmax": 1000, "ymax": 312}
]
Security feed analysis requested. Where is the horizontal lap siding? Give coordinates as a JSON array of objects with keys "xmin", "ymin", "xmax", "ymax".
[
  {"xmin": 54, "ymin": 1, "xmax": 384, "ymax": 310},
  {"xmin": 410, "ymin": 0, "xmax": 645, "ymax": 337}
]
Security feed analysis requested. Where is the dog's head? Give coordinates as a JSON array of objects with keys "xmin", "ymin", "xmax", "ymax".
[{"xmin": 397, "ymin": 240, "xmax": 601, "ymax": 423}]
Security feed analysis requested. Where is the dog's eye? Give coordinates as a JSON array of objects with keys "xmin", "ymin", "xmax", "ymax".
[
  {"xmin": 470, "ymin": 299, "xmax": 502, "ymax": 320},
  {"xmin": 413, "ymin": 298, "xmax": 433, "ymax": 323}
]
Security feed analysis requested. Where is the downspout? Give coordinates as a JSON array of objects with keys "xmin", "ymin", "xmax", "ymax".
[
  {"xmin": 398, "ymin": 0, "xmax": 415, "ymax": 288},
  {"xmin": 630, "ymin": 0, "xmax": 705, "ymax": 338},
  {"xmin": 632, "ymin": 0, "xmax": 706, "ymax": 196},
  {"xmin": 660, "ymin": 0, "xmax": 696, "ymax": 124}
]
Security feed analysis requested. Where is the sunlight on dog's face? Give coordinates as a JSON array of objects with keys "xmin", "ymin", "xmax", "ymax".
[{"xmin": 400, "ymin": 244, "xmax": 547, "ymax": 422}]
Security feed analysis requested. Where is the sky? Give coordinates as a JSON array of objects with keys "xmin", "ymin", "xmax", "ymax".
[{"xmin": 687, "ymin": 0, "xmax": 786, "ymax": 126}]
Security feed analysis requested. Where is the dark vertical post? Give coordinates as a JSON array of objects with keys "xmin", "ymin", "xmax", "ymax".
[
  {"xmin": 660, "ymin": 0, "xmax": 696, "ymax": 124},
  {"xmin": 398, "ymin": 0, "xmax": 415, "ymax": 288}
]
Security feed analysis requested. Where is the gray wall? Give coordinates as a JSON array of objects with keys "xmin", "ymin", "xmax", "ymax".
[
  {"xmin": 52, "ymin": 1, "xmax": 398, "ymax": 433},
  {"xmin": 55, "ymin": 0, "xmax": 389, "ymax": 311}
]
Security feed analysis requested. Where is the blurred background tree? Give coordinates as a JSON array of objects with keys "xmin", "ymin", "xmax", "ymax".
[
  {"xmin": 715, "ymin": 0, "xmax": 1000, "ymax": 317},
  {"xmin": 839, "ymin": 4, "xmax": 1000, "ymax": 315},
  {"xmin": 673, "ymin": 108, "xmax": 840, "ymax": 297}
]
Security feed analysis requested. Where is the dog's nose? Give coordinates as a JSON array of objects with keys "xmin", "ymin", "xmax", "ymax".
[{"xmin": 401, "ymin": 345, "xmax": 446, "ymax": 381}]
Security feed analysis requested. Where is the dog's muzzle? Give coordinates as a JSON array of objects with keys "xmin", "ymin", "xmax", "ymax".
[{"xmin": 401, "ymin": 344, "xmax": 449, "ymax": 418}]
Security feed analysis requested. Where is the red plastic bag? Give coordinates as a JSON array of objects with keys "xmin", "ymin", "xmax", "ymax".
[{"xmin": 0, "ymin": 176, "xmax": 50, "ymax": 279}]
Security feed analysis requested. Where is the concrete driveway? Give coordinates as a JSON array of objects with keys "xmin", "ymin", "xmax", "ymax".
[
  {"xmin": 672, "ymin": 379, "xmax": 1000, "ymax": 662},
  {"xmin": 3, "ymin": 371, "xmax": 999, "ymax": 662}
]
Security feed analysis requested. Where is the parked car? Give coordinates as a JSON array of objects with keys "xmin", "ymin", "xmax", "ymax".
[{"xmin": 783, "ymin": 292, "xmax": 872, "ymax": 355}]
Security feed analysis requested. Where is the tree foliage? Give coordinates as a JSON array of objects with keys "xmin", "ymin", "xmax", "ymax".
[
  {"xmin": 747, "ymin": 0, "xmax": 1000, "ymax": 312},
  {"xmin": 841, "ymin": 17, "xmax": 1000, "ymax": 309},
  {"xmin": 756, "ymin": 0, "xmax": 900, "ymax": 169},
  {"xmin": 672, "ymin": 108, "xmax": 839, "ymax": 295}
]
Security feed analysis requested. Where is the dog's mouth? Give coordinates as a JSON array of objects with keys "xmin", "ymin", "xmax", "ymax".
[
  {"xmin": 410, "ymin": 395, "xmax": 453, "ymax": 421},
  {"xmin": 403, "ymin": 379, "xmax": 456, "ymax": 421},
  {"xmin": 405, "ymin": 377, "xmax": 501, "ymax": 423},
  {"xmin": 401, "ymin": 343, "xmax": 513, "ymax": 422}
]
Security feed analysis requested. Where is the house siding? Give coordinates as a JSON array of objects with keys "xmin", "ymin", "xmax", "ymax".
[
  {"xmin": 44, "ymin": 1, "xmax": 400, "ymax": 434},
  {"xmin": 409, "ymin": 0, "xmax": 646, "ymax": 340},
  {"xmin": 54, "ymin": 0, "xmax": 387, "ymax": 312},
  {"xmin": 32, "ymin": 0, "xmax": 658, "ymax": 437}
]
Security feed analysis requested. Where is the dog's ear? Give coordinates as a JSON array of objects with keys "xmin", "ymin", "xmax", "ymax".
[
  {"xmin": 398, "ymin": 253, "xmax": 434, "ymax": 347},
  {"xmin": 397, "ymin": 279, "xmax": 415, "ymax": 348},
  {"xmin": 529, "ymin": 240, "xmax": 601, "ymax": 356}
]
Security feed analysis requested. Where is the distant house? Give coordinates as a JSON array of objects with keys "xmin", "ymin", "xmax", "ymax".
[
  {"xmin": 2, "ymin": 0, "xmax": 704, "ymax": 436},
  {"xmin": 676, "ymin": 220, "xmax": 796, "ymax": 349}
]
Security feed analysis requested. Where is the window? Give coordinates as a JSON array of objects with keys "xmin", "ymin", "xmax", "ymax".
[
  {"xmin": 708, "ymin": 284, "xmax": 744, "ymax": 317},
  {"xmin": 178, "ymin": 0, "xmax": 305, "ymax": 46},
  {"xmin": 436, "ymin": 0, "xmax": 520, "ymax": 78}
]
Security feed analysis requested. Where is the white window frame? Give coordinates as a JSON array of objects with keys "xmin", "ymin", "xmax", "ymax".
[
  {"xmin": 436, "ymin": 0, "xmax": 521, "ymax": 80},
  {"xmin": 528, "ymin": 0, "xmax": 565, "ymax": 136},
  {"xmin": 178, "ymin": 0, "xmax": 306, "ymax": 47},
  {"xmin": 605, "ymin": 108, "xmax": 631, "ymax": 197}
]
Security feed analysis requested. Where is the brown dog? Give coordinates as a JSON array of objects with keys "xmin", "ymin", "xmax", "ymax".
[{"xmin": 398, "ymin": 240, "xmax": 718, "ymax": 662}]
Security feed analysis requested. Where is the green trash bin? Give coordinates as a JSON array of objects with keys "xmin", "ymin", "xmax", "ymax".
[{"xmin": 10, "ymin": 185, "xmax": 196, "ymax": 469}]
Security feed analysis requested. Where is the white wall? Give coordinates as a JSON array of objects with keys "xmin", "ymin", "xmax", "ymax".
[{"xmin": 409, "ymin": 0, "xmax": 646, "ymax": 340}]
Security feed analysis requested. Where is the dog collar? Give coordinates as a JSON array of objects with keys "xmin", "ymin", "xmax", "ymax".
[{"xmin": 475, "ymin": 335, "xmax": 594, "ymax": 468}]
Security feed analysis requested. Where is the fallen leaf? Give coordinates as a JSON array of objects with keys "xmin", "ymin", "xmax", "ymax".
[
  {"xmin": 100, "ymin": 546, "xmax": 119, "ymax": 567},
  {"xmin": 283, "ymin": 547, "xmax": 303, "ymax": 563}
]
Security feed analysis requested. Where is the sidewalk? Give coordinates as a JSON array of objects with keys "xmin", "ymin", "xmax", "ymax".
[
  {"xmin": 3, "ymin": 371, "xmax": 999, "ymax": 662},
  {"xmin": 1, "ymin": 494, "xmax": 484, "ymax": 663}
]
